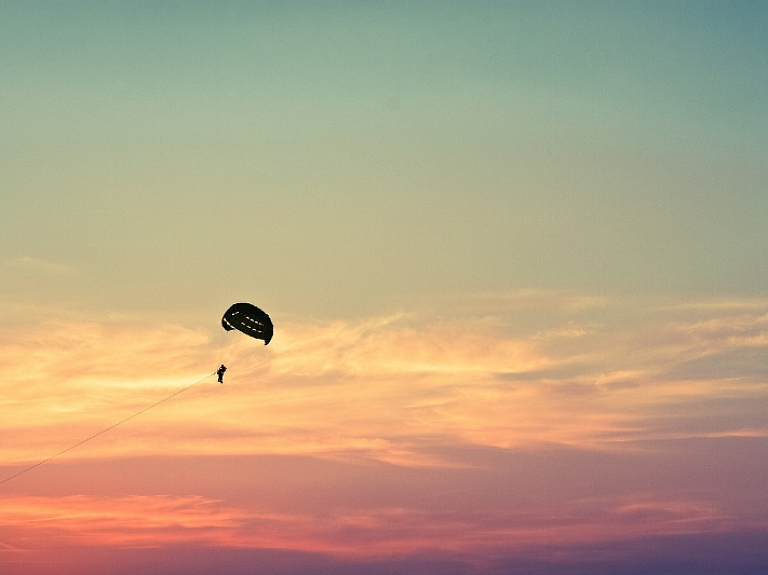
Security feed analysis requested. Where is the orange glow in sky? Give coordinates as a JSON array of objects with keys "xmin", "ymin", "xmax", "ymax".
[{"xmin": 2, "ymin": 2, "xmax": 768, "ymax": 573}]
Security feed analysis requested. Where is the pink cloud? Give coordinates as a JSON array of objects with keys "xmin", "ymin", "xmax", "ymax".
[
  {"xmin": 0, "ymin": 293, "xmax": 766, "ymax": 575},
  {"xmin": 0, "ymin": 492, "xmax": 742, "ymax": 557}
]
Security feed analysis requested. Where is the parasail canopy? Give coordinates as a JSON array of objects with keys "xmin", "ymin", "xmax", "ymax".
[{"xmin": 221, "ymin": 302, "xmax": 273, "ymax": 345}]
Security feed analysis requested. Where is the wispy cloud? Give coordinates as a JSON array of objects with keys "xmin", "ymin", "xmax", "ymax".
[
  {"xmin": 3, "ymin": 256, "xmax": 75, "ymax": 276},
  {"xmin": 0, "ymin": 492, "xmax": 744, "ymax": 557},
  {"xmin": 1, "ymin": 293, "xmax": 767, "ymax": 572},
  {"xmin": 1, "ymin": 294, "xmax": 767, "ymax": 464}
]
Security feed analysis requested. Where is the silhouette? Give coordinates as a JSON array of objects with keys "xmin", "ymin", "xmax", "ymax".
[{"xmin": 221, "ymin": 302, "xmax": 273, "ymax": 345}]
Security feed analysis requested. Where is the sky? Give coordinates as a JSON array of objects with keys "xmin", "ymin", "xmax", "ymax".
[{"xmin": 1, "ymin": 1, "xmax": 767, "ymax": 573}]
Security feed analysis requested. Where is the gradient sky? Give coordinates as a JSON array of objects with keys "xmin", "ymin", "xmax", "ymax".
[{"xmin": 1, "ymin": 2, "xmax": 767, "ymax": 574}]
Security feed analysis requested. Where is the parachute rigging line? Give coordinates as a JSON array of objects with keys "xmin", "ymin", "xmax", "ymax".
[{"xmin": 0, "ymin": 371, "xmax": 216, "ymax": 486}]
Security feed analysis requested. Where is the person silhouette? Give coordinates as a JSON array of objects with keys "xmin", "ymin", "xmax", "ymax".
[{"xmin": 216, "ymin": 364, "xmax": 227, "ymax": 384}]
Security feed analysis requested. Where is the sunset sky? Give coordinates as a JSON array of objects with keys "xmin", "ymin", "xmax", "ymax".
[{"xmin": 2, "ymin": 2, "xmax": 768, "ymax": 574}]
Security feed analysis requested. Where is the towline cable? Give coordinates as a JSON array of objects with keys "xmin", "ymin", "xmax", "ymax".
[{"xmin": 0, "ymin": 371, "xmax": 216, "ymax": 486}]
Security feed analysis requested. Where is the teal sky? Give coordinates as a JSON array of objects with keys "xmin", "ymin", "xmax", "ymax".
[
  {"xmin": 2, "ymin": 1, "xmax": 767, "ymax": 318},
  {"xmin": 3, "ymin": 5, "xmax": 768, "ymax": 574}
]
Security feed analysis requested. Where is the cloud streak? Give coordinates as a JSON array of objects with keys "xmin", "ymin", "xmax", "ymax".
[
  {"xmin": 3, "ymin": 256, "xmax": 75, "ymax": 276},
  {"xmin": 2, "ymin": 293, "xmax": 768, "ymax": 461},
  {"xmin": 0, "ymin": 491, "xmax": 746, "ymax": 556},
  {"xmin": 1, "ymin": 292, "xmax": 767, "ymax": 573}
]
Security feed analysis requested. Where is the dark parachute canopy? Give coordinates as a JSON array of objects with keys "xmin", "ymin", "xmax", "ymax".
[{"xmin": 222, "ymin": 303, "xmax": 273, "ymax": 345}]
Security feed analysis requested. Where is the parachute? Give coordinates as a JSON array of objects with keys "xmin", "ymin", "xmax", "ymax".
[
  {"xmin": 0, "ymin": 304, "xmax": 274, "ymax": 485},
  {"xmin": 221, "ymin": 302, "xmax": 273, "ymax": 345}
]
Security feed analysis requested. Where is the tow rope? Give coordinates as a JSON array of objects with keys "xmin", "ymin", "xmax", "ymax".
[{"xmin": 0, "ymin": 371, "xmax": 216, "ymax": 486}]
